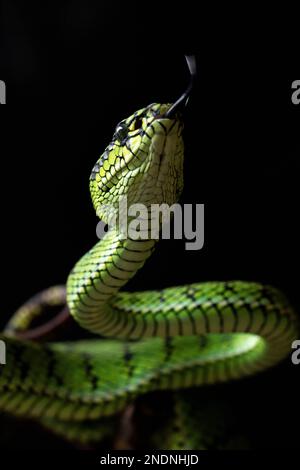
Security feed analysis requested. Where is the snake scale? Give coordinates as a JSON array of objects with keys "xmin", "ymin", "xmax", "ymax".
[{"xmin": 0, "ymin": 60, "xmax": 299, "ymax": 447}]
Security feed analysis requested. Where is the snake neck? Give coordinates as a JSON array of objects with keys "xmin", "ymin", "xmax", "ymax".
[{"xmin": 66, "ymin": 227, "xmax": 156, "ymax": 335}]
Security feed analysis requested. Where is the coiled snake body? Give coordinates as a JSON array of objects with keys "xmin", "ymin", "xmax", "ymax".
[{"xmin": 0, "ymin": 101, "xmax": 298, "ymax": 448}]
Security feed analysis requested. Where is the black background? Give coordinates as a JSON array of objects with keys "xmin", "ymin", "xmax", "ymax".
[{"xmin": 0, "ymin": 0, "xmax": 299, "ymax": 450}]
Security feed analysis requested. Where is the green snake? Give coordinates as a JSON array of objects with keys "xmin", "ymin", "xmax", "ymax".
[{"xmin": 0, "ymin": 59, "xmax": 298, "ymax": 448}]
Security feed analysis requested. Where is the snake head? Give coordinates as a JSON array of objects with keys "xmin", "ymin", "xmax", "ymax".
[{"xmin": 90, "ymin": 103, "xmax": 184, "ymax": 225}]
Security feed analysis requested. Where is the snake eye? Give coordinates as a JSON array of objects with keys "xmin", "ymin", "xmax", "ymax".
[{"xmin": 115, "ymin": 122, "xmax": 128, "ymax": 142}]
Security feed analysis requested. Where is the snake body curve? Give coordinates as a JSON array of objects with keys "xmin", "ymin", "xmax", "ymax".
[{"xmin": 0, "ymin": 102, "xmax": 298, "ymax": 447}]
